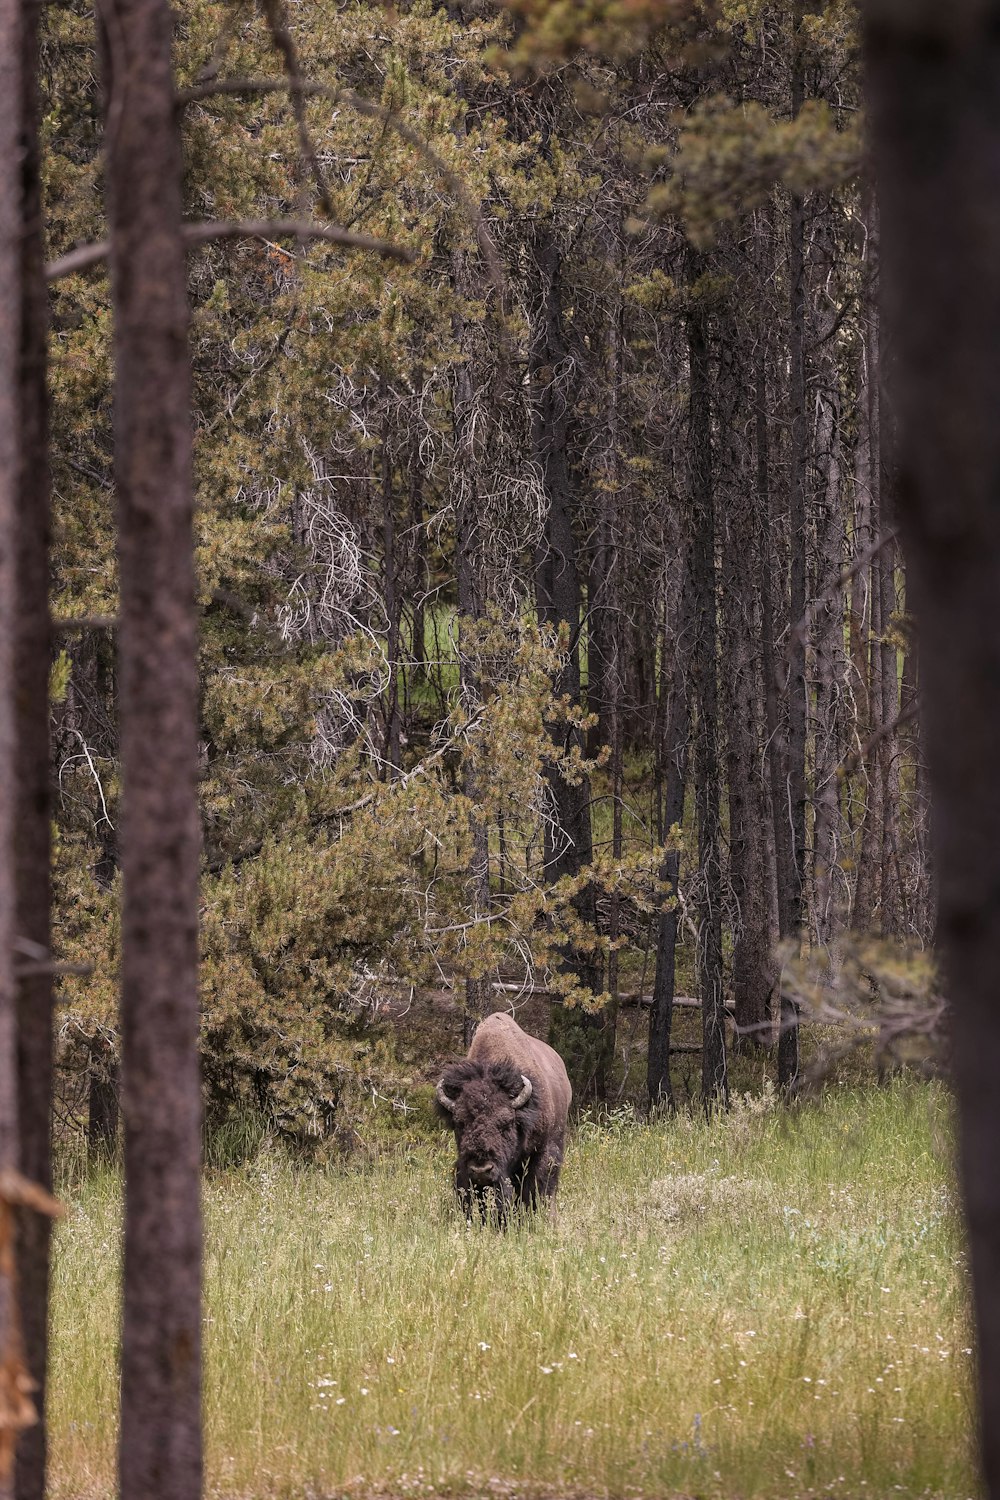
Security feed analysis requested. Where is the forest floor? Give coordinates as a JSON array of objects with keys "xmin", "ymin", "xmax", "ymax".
[{"xmin": 47, "ymin": 1079, "xmax": 974, "ymax": 1500}]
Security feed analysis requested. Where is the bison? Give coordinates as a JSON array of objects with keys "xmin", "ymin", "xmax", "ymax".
[{"xmin": 435, "ymin": 1011, "xmax": 572, "ymax": 1221}]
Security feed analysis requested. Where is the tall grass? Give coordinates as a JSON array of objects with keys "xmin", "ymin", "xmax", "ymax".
[{"xmin": 49, "ymin": 1081, "xmax": 975, "ymax": 1499}]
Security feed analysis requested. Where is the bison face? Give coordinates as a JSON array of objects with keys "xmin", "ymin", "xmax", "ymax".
[{"xmin": 435, "ymin": 1059, "xmax": 536, "ymax": 1197}]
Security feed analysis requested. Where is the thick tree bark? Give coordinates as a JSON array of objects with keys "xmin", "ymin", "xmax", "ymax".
[
  {"xmin": 0, "ymin": 2, "xmax": 23, "ymax": 1489},
  {"xmin": 718, "ymin": 318, "xmax": 775, "ymax": 1052},
  {"xmin": 528, "ymin": 223, "xmax": 603, "ymax": 1093},
  {"xmin": 878, "ymin": 531, "xmax": 903, "ymax": 933},
  {"xmin": 757, "ymin": 326, "xmax": 792, "ymax": 1005},
  {"xmin": 586, "ymin": 510, "xmax": 611, "ymax": 758},
  {"xmin": 455, "ymin": 506, "xmax": 491, "ymax": 1052},
  {"xmin": 13, "ymin": 3, "xmax": 53, "ymax": 1494},
  {"xmin": 687, "ymin": 279, "xmax": 727, "ymax": 1111},
  {"xmin": 647, "ymin": 596, "xmax": 691, "ymax": 1110},
  {"xmin": 812, "ymin": 331, "xmax": 847, "ymax": 945},
  {"xmin": 778, "ymin": 8, "xmax": 808, "ymax": 1089},
  {"xmin": 104, "ymin": 1, "xmax": 203, "ymax": 1496},
  {"xmin": 595, "ymin": 288, "xmax": 624, "ymax": 1102},
  {"xmin": 530, "ymin": 228, "xmax": 595, "ymax": 893},
  {"xmin": 849, "ymin": 317, "xmax": 879, "ymax": 930},
  {"xmin": 451, "ymin": 264, "xmax": 492, "ymax": 1051},
  {"xmin": 380, "ymin": 398, "xmax": 402, "ymax": 775},
  {"xmin": 865, "ymin": 3, "xmax": 1000, "ymax": 1488},
  {"xmin": 851, "ymin": 316, "xmax": 884, "ymax": 930}
]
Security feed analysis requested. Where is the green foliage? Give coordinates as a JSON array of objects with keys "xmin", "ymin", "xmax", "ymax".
[
  {"xmin": 646, "ymin": 94, "xmax": 863, "ymax": 245},
  {"xmin": 499, "ymin": 0, "xmax": 690, "ymax": 67}
]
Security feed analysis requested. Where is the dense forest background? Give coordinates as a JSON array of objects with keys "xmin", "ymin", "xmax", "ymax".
[{"xmin": 45, "ymin": 0, "xmax": 926, "ymax": 1148}]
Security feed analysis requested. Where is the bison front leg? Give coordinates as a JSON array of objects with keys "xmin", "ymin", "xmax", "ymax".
[
  {"xmin": 517, "ymin": 1143, "xmax": 563, "ymax": 1211},
  {"xmin": 454, "ymin": 1166, "xmax": 478, "ymax": 1223},
  {"xmin": 488, "ymin": 1176, "xmax": 515, "ymax": 1229},
  {"xmin": 534, "ymin": 1140, "xmax": 564, "ymax": 1202}
]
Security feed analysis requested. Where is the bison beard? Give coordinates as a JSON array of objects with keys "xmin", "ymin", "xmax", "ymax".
[{"xmin": 435, "ymin": 1013, "xmax": 572, "ymax": 1224}]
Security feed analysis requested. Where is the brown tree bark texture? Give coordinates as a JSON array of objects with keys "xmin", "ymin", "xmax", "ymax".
[
  {"xmin": 865, "ymin": 2, "xmax": 1000, "ymax": 1489},
  {"xmin": 103, "ymin": 1, "xmax": 203, "ymax": 1496},
  {"xmin": 687, "ymin": 284, "xmax": 727, "ymax": 1109},
  {"xmin": 718, "ymin": 321, "xmax": 775, "ymax": 1050},
  {"xmin": 0, "ymin": 4, "xmax": 55, "ymax": 1493},
  {"xmin": 0, "ymin": 0, "xmax": 22, "ymax": 1489},
  {"xmin": 647, "ymin": 604, "xmax": 691, "ymax": 1109},
  {"xmin": 14, "ymin": 3, "xmax": 53, "ymax": 1496}
]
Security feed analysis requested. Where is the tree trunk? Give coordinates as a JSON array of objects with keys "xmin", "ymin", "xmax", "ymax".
[
  {"xmin": 756, "ymin": 318, "xmax": 791, "ymax": 1036},
  {"xmin": 848, "ymin": 326, "xmax": 877, "ymax": 929},
  {"xmin": 718, "ymin": 309, "xmax": 775, "ymax": 1052},
  {"xmin": 878, "ymin": 530, "xmax": 903, "ymax": 934},
  {"xmin": 451, "ymin": 257, "xmax": 492, "ymax": 1050},
  {"xmin": 851, "ymin": 231, "xmax": 885, "ymax": 932},
  {"xmin": 778, "ymin": 9, "xmax": 808, "ymax": 1089},
  {"xmin": 647, "ymin": 587, "xmax": 691, "ymax": 1110},
  {"xmin": 812, "ymin": 334, "xmax": 847, "ymax": 946},
  {"xmin": 12, "ymin": 1, "xmax": 52, "ymax": 1493},
  {"xmin": 529, "ymin": 227, "xmax": 595, "ymax": 893},
  {"xmin": 595, "ymin": 287, "xmax": 624, "ymax": 1102},
  {"xmin": 687, "ymin": 274, "xmax": 727, "ymax": 1111},
  {"xmin": 104, "ymin": 1, "xmax": 203, "ymax": 1495},
  {"xmin": 528, "ymin": 223, "xmax": 603, "ymax": 1094},
  {"xmin": 585, "ymin": 515, "xmax": 610, "ymax": 757},
  {"xmin": 380, "ymin": 397, "xmax": 402, "ymax": 775},
  {"xmin": 865, "ymin": 3, "xmax": 1000, "ymax": 1487},
  {"xmin": 0, "ymin": 2, "xmax": 25, "ymax": 1488},
  {"xmin": 87, "ymin": 1039, "xmax": 120, "ymax": 1161}
]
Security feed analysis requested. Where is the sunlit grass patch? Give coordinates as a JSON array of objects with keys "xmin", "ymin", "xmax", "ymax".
[{"xmin": 48, "ymin": 1079, "xmax": 975, "ymax": 1500}]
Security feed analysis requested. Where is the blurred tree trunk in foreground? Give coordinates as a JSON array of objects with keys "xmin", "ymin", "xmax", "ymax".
[
  {"xmin": 14, "ymin": 0, "xmax": 53, "ymax": 1492},
  {"xmin": 0, "ymin": 0, "xmax": 26, "ymax": 1489},
  {"xmin": 866, "ymin": 1, "xmax": 1000, "ymax": 1490}
]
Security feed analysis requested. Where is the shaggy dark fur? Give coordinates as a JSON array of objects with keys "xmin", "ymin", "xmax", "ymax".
[{"xmin": 436, "ymin": 1013, "xmax": 572, "ymax": 1222}]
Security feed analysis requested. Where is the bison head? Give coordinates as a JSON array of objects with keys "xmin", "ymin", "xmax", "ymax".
[{"xmin": 435, "ymin": 1059, "xmax": 537, "ymax": 1204}]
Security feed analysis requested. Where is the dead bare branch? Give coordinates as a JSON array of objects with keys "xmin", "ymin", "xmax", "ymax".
[
  {"xmin": 839, "ymin": 699, "xmax": 920, "ymax": 778},
  {"xmin": 778, "ymin": 526, "xmax": 899, "ymax": 694}
]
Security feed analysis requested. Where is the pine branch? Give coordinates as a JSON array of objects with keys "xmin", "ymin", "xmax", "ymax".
[
  {"xmin": 205, "ymin": 712, "xmax": 486, "ymax": 875},
  {"xmin": 257, "ymin": 0, "xmax": 337, "ymax": 219},
  {"xmin": 175, "ymin": 76, "xmax": 505, "ymax": 297},
  {"xmin": 46, "ymin": 218, "xmax": 414, "ymax": 282}
]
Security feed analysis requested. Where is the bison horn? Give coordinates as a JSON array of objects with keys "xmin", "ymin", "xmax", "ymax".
[
  {"xmin": 511, "ymin": 1075, "xmax": 532, "ymax": 1109},
  {"xmin": 436, "ymin": 1080, "xmax": 457, "ymax": 1113}
]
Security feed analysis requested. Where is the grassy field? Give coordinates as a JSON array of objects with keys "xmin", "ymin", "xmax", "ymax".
[{"xmin": 49, "ymin": 1080, "xmax": 975, "ymax": 1500}]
